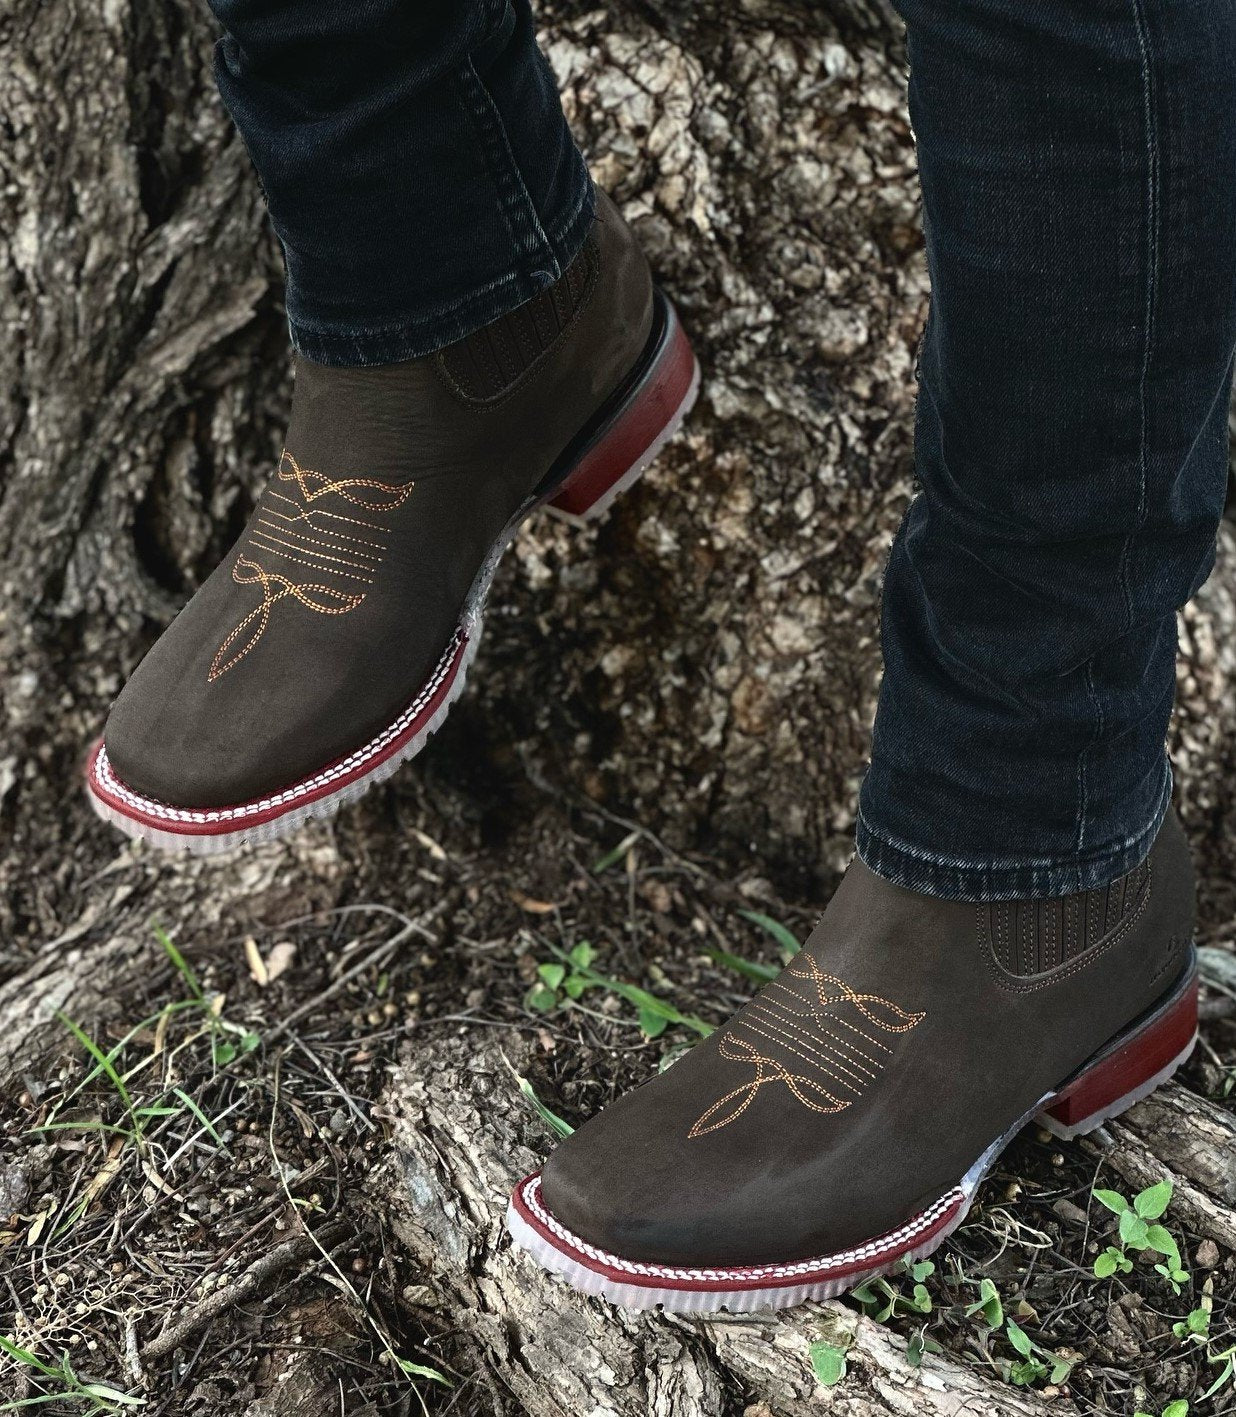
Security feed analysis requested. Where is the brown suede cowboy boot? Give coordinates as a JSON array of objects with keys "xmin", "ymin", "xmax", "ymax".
[
  {"xmin": 509, "ymin": 808, "xmax": 1198, "ymax": 1313},
  {"xmin": 87, "ymin": 192, "xmax": 697, "ymax": 852}
]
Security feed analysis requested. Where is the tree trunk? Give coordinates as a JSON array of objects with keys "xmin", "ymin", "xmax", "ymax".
[{"xmin": 2, "ymin": 1, "xmax": 1234, "ymax": 1414}]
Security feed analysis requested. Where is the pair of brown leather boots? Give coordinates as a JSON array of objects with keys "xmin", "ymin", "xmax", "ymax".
[{"xmin": 85, "ymin": 194, "xmax": 1198, "ymax": 1314}]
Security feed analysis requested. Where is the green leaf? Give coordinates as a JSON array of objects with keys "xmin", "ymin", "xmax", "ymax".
[
  {"xmin": 57, "ymin": 1014, "xmax": 138, "ymax": 1133},
  {"xmin": 703, "ymin": 944, "xmax": 779, "ymax": 984},
  {"xmin": 215, "ymin": 1041, "xmax": 237, "ymax": 1066},
  {"xmin": 906, "ymin": 1259, "xmax": 935, "ymax": 1283},
  {"xmin": 154, "ymin": 924, "xmax": 203, "ymax": 1001},
  {"xmin": 593, "ymin": 832, "xmax": 640, "ymax": 872},
  {"xmin": 501, "ymin": 1055, "xmax": 574, "ymax": 1139},
  {"xmin": 537, "ymin": 963, "xmax": 566, "ymax": 991},
  {"xmin": 1187, "ymin": 1307, "xmax": 1211, "ymax": 1335},
  {"xmin": 173, "ymin": 1088, "xmax": 229, "ymax": 1152},
  {"xmin": 808, "ymin": 1342, "xmax": 847, "ymax": 1387},
  {"xmin": 562, "ymin": 976, "xmax": 587, "ymax": 1000},
  {"xmin": 1093, "ymin": 1250, "xmax": 1119, "ymax": 1279},
  {"xmin": 396, "ymin": 1358, "xmax": 453, "ymax": 1387},
  {"xmin": 569, "ymin": 942, "xmax": 596, "ymax": 969},
  {"xmin": 1119, "ymin": 1210, "xmax": 1150, "ymax": 1248},
  {"xmin": 637, "ymin": 1007, "xmax": 669, "ymax": 1039},
  {"xmin": 1049, "ymin": 1356, "xmax": 1074, "ymax": 1384},
  {"xmin": 964, "ymin": 1276, "xmax": 1003, "ymax": 1327},
  {"xmin": 525, "ymin": 986, "xmax": 559, "ymax": 1013},
  {"xmin": 1092, "ymin": 1188, "xmax": 1129, "ymax": 1216},
  {"xmin": 1202, "ymin": 1351, "xmax": 1235, "ymax": 1400},
  {"xmin": 1134, "ymin": 1179, "xmax": 1173, "ymax": 1220},
  {"xmin": 737, "ymin": 910, "xmax": 802, "ymax": 962},
  {"xmin": 1005, "ymin": 1319, "xmax": 1034, "ymax": 1358},
  {"xmin": 1143, "ymin": 1224, "xmax": 1180, "ymax": 1264},
  {"xmin": 0, "ymin": 1336, "xmax": 58, "ymax": 1376},
  {"xmin": 1008, "ymin": 1358, "xmax": 1047, "ymax": 1387},
  {"xmin": 80, "ymin": 1382, "xmax": 145, "ymax": 1406},
  {"xmin": 906, "ymin": 1328, "xmax": 927, "ymax": 1368},
  {"xmin": 1161, "ymin": 1403, "xmax": 1189, "ymax": 1417},
  {"xmin": 909, "ymin": 1284, "xmax": 932, "ymax": 1314}
]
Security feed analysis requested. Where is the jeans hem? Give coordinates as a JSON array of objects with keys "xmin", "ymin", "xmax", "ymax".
[
  {"xmin": 855, "ymin": 763, "xmax": 1173, "ymax": 902},
  {"xmin": 287, "ymin": 166, "xmax": 595, "ymax": 368}
]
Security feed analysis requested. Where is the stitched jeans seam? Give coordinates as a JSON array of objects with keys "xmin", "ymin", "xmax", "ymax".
[{"xmin": 455, "ymin": 56, "xmax": 559, "ymax": 286}]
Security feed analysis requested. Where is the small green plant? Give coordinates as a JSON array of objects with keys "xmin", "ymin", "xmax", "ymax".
[
  {"xmin": 807, "ymin": 1340, "xmax": 847, "ymax": 1387},
  {"xmin": 1002, "ymin": 1318, "xmax": 1074, "ymax": 1388},
  {"xmin": 1201, "ymin": 1345, "xmax": 1236, "ymax": 1403},
  {"xmin": 0, "ymin": 1336, "xmax": 143, "ymax": 1412},
  {"xmin": 500, "ymin": 1052, "xmax": 574, "ymax": 1138},
  {"xmin": 525, "ymin": 941, "xmax": 597, "ymax": 1012},
  {"xmin": 905, "ymin": 1325, "xmax": 942, "ymax": 1368},
  {"xmin": 851, "ymin": 1258, "xmax": 934, "ymax": 1322},
  {"xmin": 524, "ymin": 941, "xmax": 713, "ymax": 1040},
  {"xmin": 1172, "ymin": 1305, "xmax": 1210, "ymax": 1344},
  {"xmin": 1091, "ymin": 1180, "xmax": 1189, "ymax": 1293},
  {"xmin": 1134, "ymin": 1402, "xmax": 1189, "ymax": 1417},
  {"xmin": 963, "ymin": 1276, "xmax": 1004, "ymax": 1328}
]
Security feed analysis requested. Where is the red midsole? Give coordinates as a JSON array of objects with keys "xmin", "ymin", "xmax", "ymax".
[
  {"xmin": 548, "ymin": 308, "xmax": 696, "ymax": 517},
  {"xmin": 86, "ymin": 630, "xmax": 470, "ymax": 837},
  {"xmin": 510, "ymin": 1176, "xmax": 963, "ymax": 1294},
  {"xmin": 1042, "ymin": 969, "xmax": 1197, "ymax": 1128}
]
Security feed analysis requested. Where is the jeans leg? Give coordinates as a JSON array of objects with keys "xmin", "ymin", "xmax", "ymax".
[
  {"xmin": 210, "ymin": 0, "xmax": 593, "ymax": 366},
  {"xmin": 858, "ymin": 0, "xmax": 1236, "ymax": 900}
]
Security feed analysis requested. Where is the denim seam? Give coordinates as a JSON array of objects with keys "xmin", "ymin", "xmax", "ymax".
[
  {"xmin": 457, "ymin": 56, "xmax": 559, "ymax": 285},
  {"xmin": 287, "ymin": 186, "xmax": 594, "ymax": 366},
  {"xmin": 286, "ymin": 177, "xmax": 593, "ymax": 347},
  {"xmin": 1074, "ymin": 0, "xmax": 1159, "ymax": 877},
  {"xmin": 855, "ymin": 759, "xmax": 1170, "ymax": 876}
]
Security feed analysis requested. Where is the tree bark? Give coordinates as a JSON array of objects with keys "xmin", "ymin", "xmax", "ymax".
[{"xmin": 3, "ymin": 1, "xmax": 1235, "ymax": 1414}]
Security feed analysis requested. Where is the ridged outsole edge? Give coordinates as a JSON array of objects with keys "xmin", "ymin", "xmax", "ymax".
[
  {"xmin": 85, "ymin": 337, "xmax": 701, "ymax": 857},
  {"xmin": 506, "ymin": 1029, "xmax": 1198, "ymax": 1314}
]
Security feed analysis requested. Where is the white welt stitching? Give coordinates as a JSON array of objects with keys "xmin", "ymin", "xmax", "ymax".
[
  {"xmin": 520, "ymin": 1175, "xmax": 962, "ymax": 1283},
  {"xmin": 94, "ymin": 630, "xmax": 466, "ymax": 824}
]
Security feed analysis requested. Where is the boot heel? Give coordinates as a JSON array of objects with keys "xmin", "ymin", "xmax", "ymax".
[
  {"xmin": 1037, "ymin": 966, "xmax": 1198, "ymax": 1140},
  {"xmin": 547, "ymin": 293, "xmax": 700, "ymax": 526}
]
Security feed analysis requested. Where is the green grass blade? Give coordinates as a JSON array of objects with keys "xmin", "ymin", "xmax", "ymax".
[
  {"xmin": 703, "ymin": 944, "xmax": 779, "ymax": 984},
  {"xmin": 738, "ymin": 910, "xmax": 802, "ymax": 961},
  {"xmin": 55, "ymin": 1015, "xmax": 138, "ymax": 1134}
]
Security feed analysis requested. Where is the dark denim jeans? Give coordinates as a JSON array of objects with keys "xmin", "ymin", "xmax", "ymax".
[
  {"xmin": 858, "ymin": 0, "xmax": 1236, "ymax": 898},
  {"xmin": 210, "ymin": 0, "xmax": 1236, "ymax": 901},
  {"xmin": 210, "ymin": 0, "xmax": 593, "ymax": 365}
]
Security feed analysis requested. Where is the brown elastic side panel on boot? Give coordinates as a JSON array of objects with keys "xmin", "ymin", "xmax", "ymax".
[
  {"xmin": 438, "ymin": 237, "xmax": 601, "ymax": 402},
  {"xmin": 984, "ymin": 858, "xmax": 1151, "ymax": 976}
]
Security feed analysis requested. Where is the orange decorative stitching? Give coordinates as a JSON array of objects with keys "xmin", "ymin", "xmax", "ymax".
[
  {"xmin": 208, "ymin": 450, "xmax": 413, "ymax": 682},
  {"xmin": 750, "ymin": 999, "xmax": 878, "ymax": 1082},
  {"xmin": 263, "ymin": 507, "xmax": 387, "ymax": 552},
  {"xmin": 267, "ymin": 490, "xmax": 385, "ymax": 534},
  {"xmin": 278, "ymin": 451, "xmax": 414, "ymax": 510},
  {"xmin": 688, "ymin": 958, "xmax": 925, "ymax": 1139},
  {"xmin": 688, "ymin": 1036, "xmax": 851, "ymax": 1138},
  {"xmin": 209, "ymin": 557, "xmax": 365, "ymax": 682},
  {"xmin": 254, "ymin": 518, "xmax": 379, "ymax": 569},
  {"xmin": 247, "ymin": 536, "xmax": 375, "ymax": 584}
]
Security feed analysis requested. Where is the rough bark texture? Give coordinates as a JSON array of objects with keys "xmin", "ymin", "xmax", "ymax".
[{"xmin": 3, "ymin": 1, "xmax": 1236, "ymax": 1415}]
